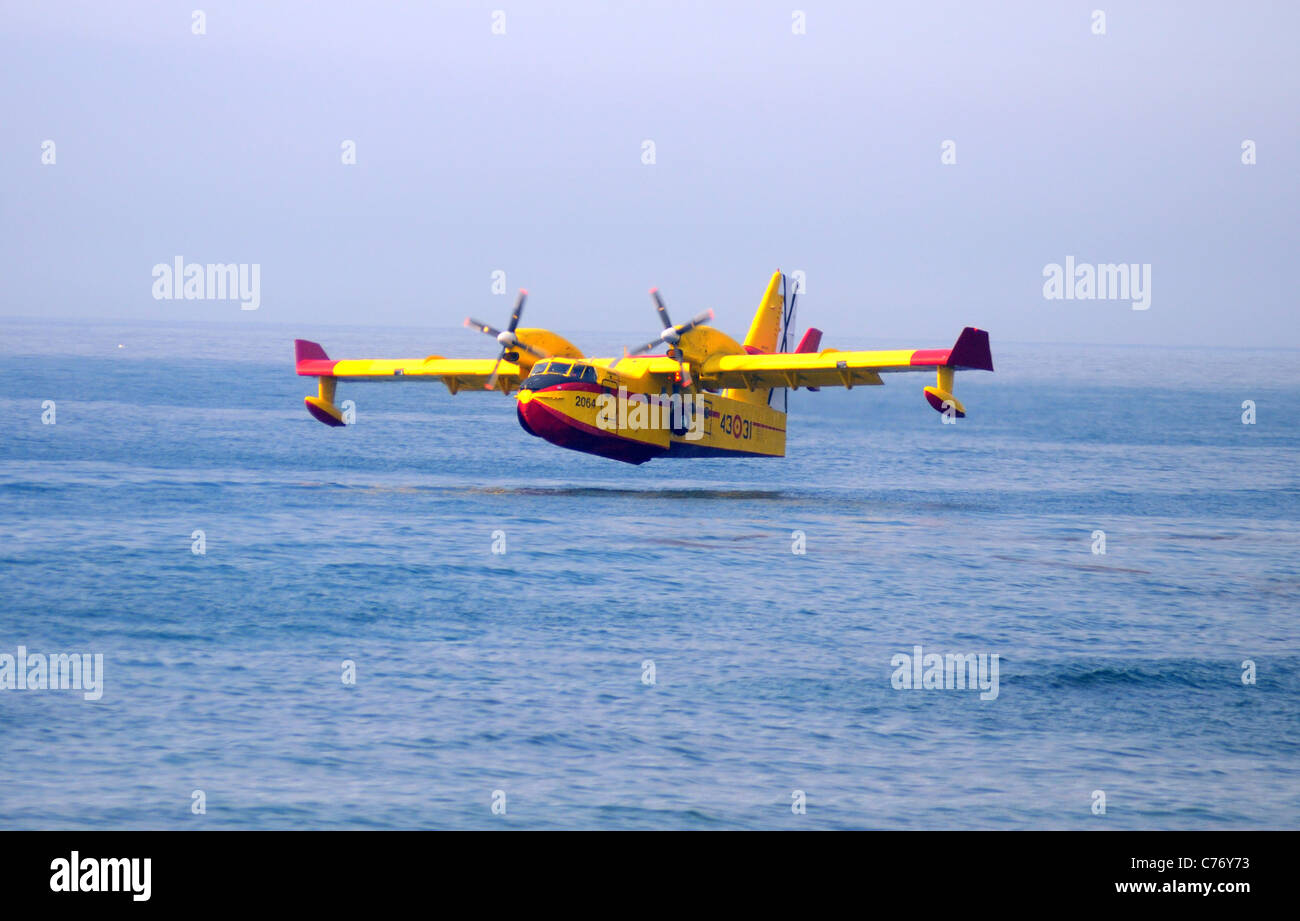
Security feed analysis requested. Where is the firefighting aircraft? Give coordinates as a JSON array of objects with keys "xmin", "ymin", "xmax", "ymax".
[{"xmin": 293, "ymin": 271, "xmax": 994, "ymax": 464}]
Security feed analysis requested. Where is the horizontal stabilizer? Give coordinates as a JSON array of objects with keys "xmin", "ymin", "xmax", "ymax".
[
  {"xmin": 794, "ymin": 328, "xmax": 823, "ymax": 354},
  {"xmin": 796, "ymin": 328, "xmax": 823, "ymax": 391}
]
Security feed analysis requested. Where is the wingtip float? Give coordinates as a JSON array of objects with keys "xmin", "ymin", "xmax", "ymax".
[{"xmin": 293, "ymin": 270, "xmax": 994, "ymax": 464}]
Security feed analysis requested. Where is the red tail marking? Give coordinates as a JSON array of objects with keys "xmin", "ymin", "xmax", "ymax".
[{"xmin": 794, "ymin": 328, "xmax": 822, "ymax": 354}]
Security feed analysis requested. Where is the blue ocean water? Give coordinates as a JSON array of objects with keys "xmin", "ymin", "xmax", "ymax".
[{"xmin": 1, "ymin": 318, "xmax": 1297, "ymax": 829}]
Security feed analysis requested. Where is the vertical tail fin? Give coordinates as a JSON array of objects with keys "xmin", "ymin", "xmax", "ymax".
[
  {"xmin": 726, "ymin": 270, "xmax": 789, "ymax": 406},
  {"xmin": 741, "ymin": 270, "xmax": 786, "ymax": 354}
]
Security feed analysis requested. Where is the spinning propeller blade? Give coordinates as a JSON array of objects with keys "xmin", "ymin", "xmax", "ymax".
[
  {"xmin": 651, "ymin": 289, "xmax": 672, "ymax": 330},
  {"xmin": 507, "ymin": 290, "xmax": 526, "ymax": 332},
  {"xmin": 618, "ymin": 290, "xmax": 713, "ymax": 385},
  {"xmin": 484, "ymin": 353, "xmax": 505, "ymax": 391},
  {"xmin": 464, "ymin": 289, "xmax": 546, "ymax": 390},
  {"xmin": 464, "ymin": 318, "xmax": 502, "ymax": 338}
]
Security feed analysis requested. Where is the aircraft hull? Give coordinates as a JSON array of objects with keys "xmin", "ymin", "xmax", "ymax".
[{"xmin": 516, "ymin": 382, "xmax": 786, "ymax": 464}]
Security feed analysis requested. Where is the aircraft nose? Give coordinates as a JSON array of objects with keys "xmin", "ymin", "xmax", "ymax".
[
  {"xmin": 516, "ymin": 391, "xmax": 540, "ymax": 437},
  {"xmin": 515, "ymin": 386, "xmax": 560, "ymax": 439}
]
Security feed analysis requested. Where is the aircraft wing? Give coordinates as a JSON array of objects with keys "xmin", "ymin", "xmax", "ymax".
[
  {"xmin": 295, "ymin": 340, "xmax": 525, "ymax": 394},
  {"xmin": 295, "ymin": 338, "xmax": 531, "ymax": 426},
  {"xmin": 697, "ymin": 327, "xmax": 994, "ymax": 390}
]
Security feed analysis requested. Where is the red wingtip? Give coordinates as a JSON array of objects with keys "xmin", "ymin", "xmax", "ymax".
[
  {"xmin": 519, "ymin": 288, "xmax": 528, "ymax": 296},
  {"xmin": 295, "ymin": 340, "xmax": 339, "ymax": 376},
  {"xmin": 649, "ymin": 287, "xmax": 658, "ymax": 294}
]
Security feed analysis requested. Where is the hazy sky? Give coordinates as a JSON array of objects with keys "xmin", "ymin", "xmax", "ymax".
[{"xmin": 3, "ymin": 1, "xmax": 1297, "ymax": 348}]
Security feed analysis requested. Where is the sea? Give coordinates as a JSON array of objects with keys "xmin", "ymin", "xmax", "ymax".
[{"xmin": 1, "ymin": 317, "xmax": 1297, "ymax": 829}]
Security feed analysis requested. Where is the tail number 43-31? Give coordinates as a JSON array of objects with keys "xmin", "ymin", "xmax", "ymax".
[{"xmin": 719, "ymin": 413, "xmax": 751, "ymax": 440}]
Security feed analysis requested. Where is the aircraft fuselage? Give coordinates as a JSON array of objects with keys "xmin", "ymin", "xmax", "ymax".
[{"xmin": 515, "ymin": 359, "xmax": 786, "ymax": 464}]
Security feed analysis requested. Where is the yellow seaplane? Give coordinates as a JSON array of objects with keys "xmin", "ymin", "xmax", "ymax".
[{"xmin": 294, "ymin": 271, "xmax": 993, "ymax": 464}]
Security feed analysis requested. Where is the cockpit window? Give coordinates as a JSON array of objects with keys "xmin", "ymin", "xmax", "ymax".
[{"xmin": 525, "ymin": 360, "xmax": 597, "ymax": 383}]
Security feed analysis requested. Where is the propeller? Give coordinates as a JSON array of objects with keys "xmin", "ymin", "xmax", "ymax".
[
  {"xmin": 617, "ymin": 289, "xmax": 713, "ymax": 387},
  {"xmin": 464, "ymin": 290, "xmax": 546, "ymax": 391}
]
